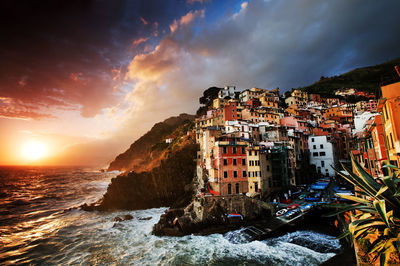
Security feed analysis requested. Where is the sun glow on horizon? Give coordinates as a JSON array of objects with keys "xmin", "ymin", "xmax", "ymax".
[{"xmin": 20, "ymin": 141, "xmax": 49, "ymax": 162}]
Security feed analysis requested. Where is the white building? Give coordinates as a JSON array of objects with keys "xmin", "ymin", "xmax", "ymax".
[
  {"xmin": 308, "ymin": 135, "xmax": 337, "ymax": 177},
  {"xmin": 224, "ymin": 120, "xmax": 251, "ymax": 139},
  {"xmin": 218, "ymin": 86, "xmax": 239, "ymax": 99},
  {"xmin": 353, "ymin": 111, "xmax": 378, "ymax": 134}
]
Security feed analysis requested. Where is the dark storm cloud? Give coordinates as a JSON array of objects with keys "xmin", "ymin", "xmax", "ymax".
[
  {"xmin": 185, "ymin": 0, "xmax": 400, "ymax": 90},
  {"xmin": 121, "ymin": 0, "xmax": 400, "ymax": 140},
  {"xmin": 0, "ymin": 0, "xmax": 190, "ymax": 119}
]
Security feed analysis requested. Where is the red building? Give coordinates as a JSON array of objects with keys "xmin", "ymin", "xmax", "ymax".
[
  {"xmin": 211, "ymin": 136, "xmax": 248, "ymax": 195},
  {"xmin": 223, "ymin": 102, "xmax": 239, "ymax": 122}
]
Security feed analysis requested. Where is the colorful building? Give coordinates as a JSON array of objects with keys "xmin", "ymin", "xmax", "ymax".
[
  {"xmin": 210, "ymin": 136, "xmax": 248, "ymax": 195},
  {"xmin": 378, "ymin": 80, "xmax": 400, "ymax": 166}
]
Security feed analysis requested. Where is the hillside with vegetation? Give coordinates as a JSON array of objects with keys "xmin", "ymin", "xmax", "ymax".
[
  {"xmin": 107, "ymin": 113, "xmax": 195, "ymax": 172},
  {"xmin": 300, "ymin": 57, "xmax": 400, "ymax": 97}
]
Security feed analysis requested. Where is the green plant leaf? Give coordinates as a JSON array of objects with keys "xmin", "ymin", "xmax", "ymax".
[
  {"xmin": 376, "ymin": 186, "xmax": 389, "ymax": 197},
  {"xmin": 382, "ymin": 164, "xmax": 400, "ymax": 171},
  {"xmin": 382, "ymin": 176, "xmax": 397, "ymax": 194},
  {"xmin": 336, "ymin": 193, "xmax": 372, "ymax": 205},
  {"xmin": 374, "ymin": 200, "xmax": 391, "ymax": 229},
  {"xmin": 348, "ymin": 155, "xmax": 400, "ymax": 209},
  {"xmin": 353, "ymin": 220, "xmax": 386, "ymax": 234},
  {"xmin": 369, "ymin": 238, "xmax": 386, "ymax": 254},
  {"xmin": 380, "ymin": 251, "xmax": 387, "ymax": 266},
  {"xmin": 336, "ymin": 230, "xmax": 351, "ymax": 240},
  {"xmin": 323, "ymin": 205, "xmax": 377, "ymax": 217},
  {"xmin": 354, "ymin": 227, "xmax": 370, "ymax": 239}
]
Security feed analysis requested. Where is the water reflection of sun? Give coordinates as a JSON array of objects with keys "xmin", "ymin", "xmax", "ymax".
[{"xmin": 21, "ymin": 141, "xmax": 48, "ymax": 161}]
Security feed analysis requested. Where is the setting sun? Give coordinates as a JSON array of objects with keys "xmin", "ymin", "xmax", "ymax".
[{"xmin": 21, "ymin": 141, "xmax": 48, "ymax": 162}]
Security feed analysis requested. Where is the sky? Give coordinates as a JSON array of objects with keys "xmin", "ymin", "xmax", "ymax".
[{"xmin": 1, "ymin": 0, "xmax": 400, "ymax": 167}]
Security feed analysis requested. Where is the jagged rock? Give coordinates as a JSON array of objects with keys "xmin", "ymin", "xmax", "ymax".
[
  {"xmin": 80, "ymin": 203, "xmax": 96, "ymax": 211},
  {"xmin": 152, "ymin": 195, "xmax": 273, "ymax": 236},
  {"xmin": 122, "ymin": 214, "xmax": 133, "ymax": 221},
  {"xmin": 95, "ymin": 144, "xmax": 198, "ymax": 211},
  {"xmin": 113, "ymin": 216, "xmax": 123, "ymax": 222}
]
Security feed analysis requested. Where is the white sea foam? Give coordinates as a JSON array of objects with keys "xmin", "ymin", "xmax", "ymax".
[{"xmin": 0, "ymin": 167, "xmax": 341, "ymax": 265}]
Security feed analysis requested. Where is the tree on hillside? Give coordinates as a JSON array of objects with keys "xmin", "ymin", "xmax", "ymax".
[
  {"xmin": 199, "ymin": 87, "xmax": 222, "ymax": 106},
  {"xmin": 197, "ymin": 86, "xmax": 223, "ymax": 116}
]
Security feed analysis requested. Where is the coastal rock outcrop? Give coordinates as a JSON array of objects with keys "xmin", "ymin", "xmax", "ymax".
[
  {"xmin": 152, "ymin": 195, "xmax": 273, "ymax": 236},
  {"xmin": 95, "ymin": 142, "xmax": 199, "ymax": 211}
]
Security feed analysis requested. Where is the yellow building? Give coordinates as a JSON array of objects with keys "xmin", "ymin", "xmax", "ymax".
[
  {"xmin": 285, "ymin": 104, "xmax": 299, "ymax": 117},
  {"xmin": 324, "ymin": 105, "xmax": 353, "ymax": 123},
  {"xmin": 378, "ymin": 80, "xmax": 400, "ymax": 166},
  {"xmin": 241, "ymin": 109, "xmax": 279, "ymax": 124},
  {"xmin": 260, "ymin": 94, "xmax": 278, "ymax": 109},
  {"xmin": 247, "ymin": 146, "xmax": 261, "ymax": 196}
]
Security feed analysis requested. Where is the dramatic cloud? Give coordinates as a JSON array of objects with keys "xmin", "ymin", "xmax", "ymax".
[
  {"xmin": 2, "ymin": 0, "xmax": 400, "ymax": 167},
  {"xmin": 117, "ymin": 0, "xmax": 400, "ymax": 139},
  {"xmin": 0, "ymin": 0, "xmax": 190, "ymax": 120}
]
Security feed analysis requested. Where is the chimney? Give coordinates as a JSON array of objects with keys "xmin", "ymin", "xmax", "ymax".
[{"xmin": 395, "ymin": 65, "xmax": 400, "ymax": 78}]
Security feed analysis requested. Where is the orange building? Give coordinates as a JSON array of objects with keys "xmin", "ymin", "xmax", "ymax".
[{"xmin": 378, "ymin": 79, "xmax": 400, "ymax": 166}]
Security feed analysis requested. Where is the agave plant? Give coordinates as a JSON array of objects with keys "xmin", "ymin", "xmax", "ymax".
[{"xmin": 328, "ymin": 154, "xmax": 400, "ymax": 265}]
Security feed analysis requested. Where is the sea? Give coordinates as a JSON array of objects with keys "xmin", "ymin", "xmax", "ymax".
[{"xmin": 0, "ymin": 166, "xmax": 341, "ymax": 265}]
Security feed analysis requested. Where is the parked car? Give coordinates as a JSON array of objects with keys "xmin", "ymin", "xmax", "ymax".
[
  {"xmin": 276, "ymin": 208, "xmax": 288, "ymax": 217},
  {"xmin": 300, "ymin": 203, "xmax": 313, "ymax": 213},
  {"xmin": 283, "ymin": 209, "xmax": 301, "ymax": 219},
  {"xmin": 286, "ymin": 204, "xmax": 299, "ymax": 210}
]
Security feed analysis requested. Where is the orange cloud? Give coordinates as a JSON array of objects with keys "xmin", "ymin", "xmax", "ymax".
[
  {"xmin": 140, "ymin": 17, "xmax": 148, "ymax": 25},
  {"xmin": 132, "ymin": 37, "xmax": 150, "ymax": 46},
  {"xmin": 169, "ymin": 20, "xmax": 178, "ymax": 33},
  {"xmin": 180, "ymin": 9, "xmax": 205, "ymax": 26},
  {"xmin": 169, "ymin": 9, "xmax": 205, "ymax": 34}
]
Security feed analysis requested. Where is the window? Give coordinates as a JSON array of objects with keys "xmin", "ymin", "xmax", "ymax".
[
  {"xmin": 390, "ymin": 133, "xmax": 395, "ymax": 149},
  {"xmin": 242, "ymin": 171, "xmax": 247, "ymax": 177},
  {"xmin": 223, "ymin": 147, "xmax": 227, "ymax": 154},
  {"xmin": 321, "ymin": 161, "xmax": 325, "ymax": 167},
  {"xmin": 228, "ymin": 184, "xmax": 232, "ymax": 194},
  {"xmin": 313, "ymin": 152, "xmax": 318, "ymax": 157},
  {"xmin": 313, "ymin": 145, "xmax": 316, "ymax": 149},
  {"xmin": 320, "ymin": 144, "xmax": 324, "ymax": 149},
  {"xmin": 312, "ymin": 138, "xmax": 315, "ymax": 142},
  {"xmin": 384, "ymin": 105, "xmax": 389, "ymax": 120},
  {"xmin": 233, "ymin": 171, "xmax": 238, "ymax": 178},
  {"xmin": 242, "ymin": 158, "xmax": 246, "ymax": 165},
  {"xmin": 233, "ymin": 147, "xmax": 237, "ymax": 154},
  {"xmin": 267, "ymin": 165, "xmax": 270, "ymax": 171},
  {"xmin": 235, "ymin": 183, "xmax": 240, "ymax": 194},
  {"xmin": 233, "ymin": 159, "xmax": 237, "ymax": 166},
  {"xmin": 254, "ymin": 182, "xmax": 258, "ymax": 192},
  {"xmin": 320, "ymin": 152, "xmax": 326, "ymax": 156},
  {"xmin": 241, "ymin": 147, "xmax": 245, "ymax": 154},
  {"xmin": 248, "ymin": 171, "xmax": 252, "ymax": 177},
  {"xmin": 224, "ymin": 171, "xmax": 228, "ymax": 178},
  {"xmin": 223, "ymin": 159, "xmax": 227, "ymax": 165}
]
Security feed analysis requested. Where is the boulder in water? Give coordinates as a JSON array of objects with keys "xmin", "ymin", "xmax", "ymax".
[
  {"xmin": 122, "ymin": 214, "xmax": 133, "ymax": 221},
  {"xmin": 113, "ymin": 216, "xmax": 123, "ymax": 222}
]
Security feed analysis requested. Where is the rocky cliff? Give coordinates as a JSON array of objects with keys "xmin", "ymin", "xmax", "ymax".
[
  {"xmin": 82, "ymin": 113, "xmax": 199, "ymax": 211},
  {"xmin": 96, "ymin": 142, "xmax": 199, "ymax": 211},
  {"xmin": 107, "ymin": 113, "xmax": 195, "ymax": 172}
]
